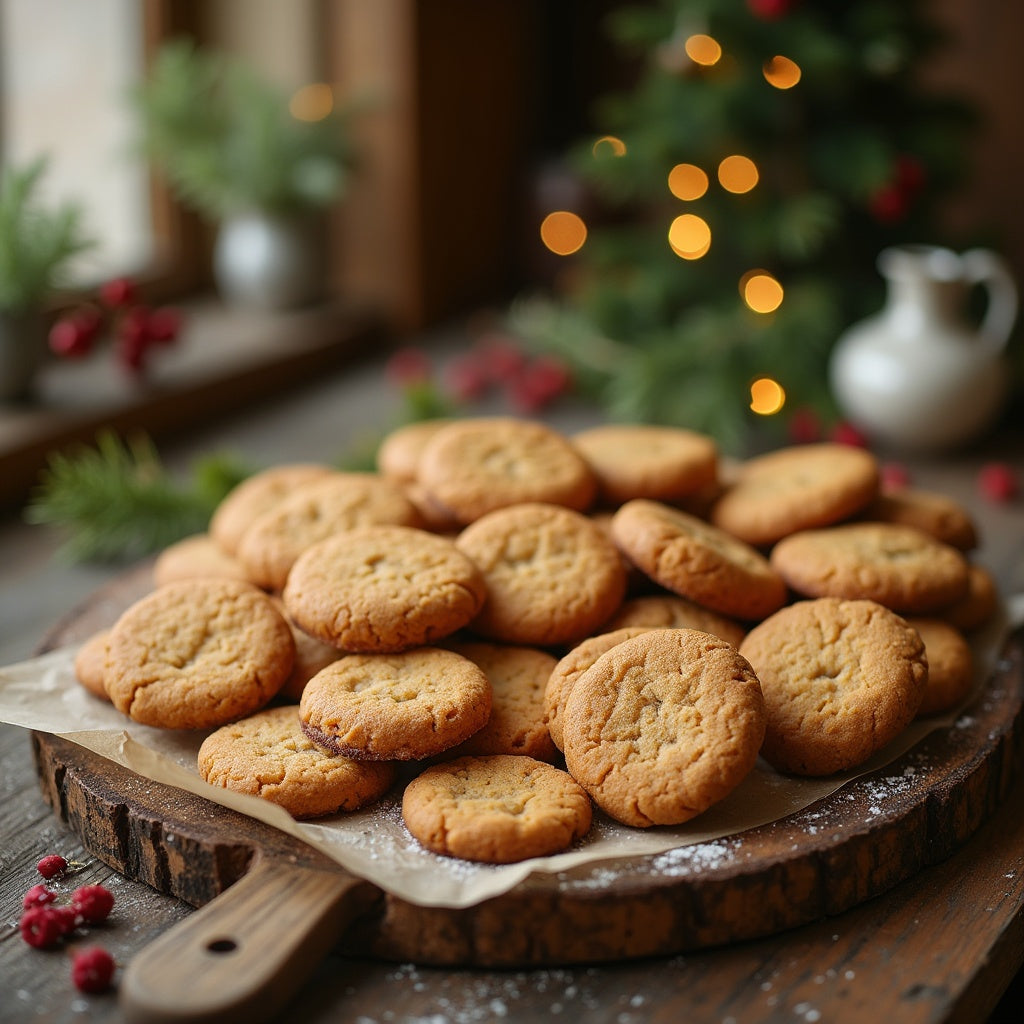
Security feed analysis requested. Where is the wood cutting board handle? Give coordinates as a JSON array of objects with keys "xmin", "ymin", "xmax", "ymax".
[{"xmin": 119, "ymin": 858, "xmax": 375, "ymax": 1023}]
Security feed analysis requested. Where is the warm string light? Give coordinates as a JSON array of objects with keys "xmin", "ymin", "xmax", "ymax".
[
  {"xmin": 718, "ymin": 154, "xmax": 759, "ymax": 194},
  {"xmin": 749, "ymin": 377, "xmax": 786, "ymax": 415},
  {"xmin": 684, "ymin": 34, "xmax": 722, "ymax": 66},
  {"xmin": 740, "ymin": 270, "xmax": 784, "ymax": 313},
  {"xmin": 763, "ymin": 55, "xmax": 801, "ymax": 89},
  {"xmin": 668, "ymin": 214, "xmax": 711, "ymax": 260},
  {"xmin": 592, "ymin": 135, "xmax": 627, "ymax": 158},
  {"xmin": 289, "ymin": 83, "xmax": 334, "ymax": 122},
  {"xmin": 540, "ymin": 211, "xmax": 587, "ymax": 256},
  {"xmin": 668, "ymin": 163, "xmax": 709, "ymax": 201}
]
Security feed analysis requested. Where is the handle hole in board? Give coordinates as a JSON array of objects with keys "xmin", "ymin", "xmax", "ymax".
[{"xmin": 206, "ymin": 938, "xmax": 238, "ymax": 954}]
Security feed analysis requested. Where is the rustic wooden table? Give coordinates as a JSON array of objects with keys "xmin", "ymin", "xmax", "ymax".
[{"xmin": 2, "ymin": 324, "xmax": 1023, "ymax": 1023}]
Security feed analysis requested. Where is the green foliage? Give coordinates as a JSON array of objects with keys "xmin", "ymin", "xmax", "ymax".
[
  {"xmin": 0, "ymin": 159, "xmax": 93, "ymax": 311},
  {"xmin": 130, "ymin": 40, "xmax": 356, "ymax": 220},
  {"xmin": 25, "ymin": 432, "xmax": 252, "ymax": 563}
]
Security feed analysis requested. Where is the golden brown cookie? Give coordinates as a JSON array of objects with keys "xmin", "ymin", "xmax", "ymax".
[
  {"xmin": 236, "ymin": 472, "xmax": 423, "ymax": 591},
  {"xmin": 561, "ymin": 629, "xmax": 765, "ymax": 827},
  {"xmin": 602, "ymin": 594, "xmax": 746, "ymax": 648},
  {"xmin": 74, "ymin": 629, "xmax": 111, "ymax": 702},
  {"xmin": 197, "ymin": 706, "xmax": 396, "ymax": 819},
  {"xmin": 941, "ymin": 563, "xmax": 999, "ymax": 632},
  {"xmin": 443, "ymin": 641, "xmax": 559, "ymax": 762},
  {"xmin": 860, "ymin": 487, "xmax": 978, "ymax": 550},
  {"xmin": 209, "ymin": 463, "xmax": 335, "ymax": 556},
  {"xmin": 298, "ymin": 647, "xmax": 492, "ymax": 761},
  {"xmin": 376, "ymin": 418, "xmax": 455, "ymax": 483},
  {"xmin": 610, "ymin": 499, "xmax": 787, "ymax": 621},
  {"xmin": 769, "ymin": 522, "xmax": 970, "ymax": 614},
  {"xmin": 571, "ymin": 424, "xmax": 718, "ymax": 506},
  {"xmin": 906, "ymin": 617, "xmax": 974, "ymax": 717},
  {"xmin": 104, "ymin": 579, "xmax": 295, "ymax": 730},
  {"xmin": 402, "ymin": 754, "xmax": 593, "ymax": 863},
  {"xmin": 416, "ymin": 417, "xmax": 597, "ymax": 524},
  {"xmin": 739, "ymin": 598, "xmax": 927, "ymax": 775},
  {"xmin": 543, "ymin": 627, "xmax": 653, "ymax": 752},
  {"xmin": 456, "ymin": 502, "xmax": 627, "ymax": 646},
  {"xmin": 710, "ymin": 443, "xmax": 880, "ymax": 547},
  {"xmin": 152, "ymin": 533, "xmax": 249, "ymax": 587},
  {"xmin": 283, "ymin": 525, "xmax": 487, "ymax": 653}
]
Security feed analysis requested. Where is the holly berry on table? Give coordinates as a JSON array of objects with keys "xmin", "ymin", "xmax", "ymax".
[
  {"xmin": 70, "ymin": 884, "xmax": 115, "ymax": 925},
  {"xmin": 48, "ymin": 309, "xmax": 102, "ymax": 358},
  {"xmin": 19, "ymin": 905, "xmax": 75, "ymax": 949},
  {"xmin": 23, "ymin": 884, "xmax": 57, "ymax": 911},
  {"xmin": 145, "ymin": 306, "xmax": 182, "ymax": 345},
  {"xmin": 36, "ymin": 854, "xmax": 69, "ymax": 879},
  {"xmin": 830, "ymin": 421, "xmax": 869, "ymax": 448},
  {"xmin": 978, "ymin": 462, "xmax": 1018, "ymax": 503},
  {"xmin": 507, "ymin": 354, "xmax": 572, "ymax": 412},
  {"xmin": 99, "ymin": 276, "xmax": 138, "ymax": 308},
  {"xmin": 70, "ymin": 946, "xmax": 116, "ymax": 994}
]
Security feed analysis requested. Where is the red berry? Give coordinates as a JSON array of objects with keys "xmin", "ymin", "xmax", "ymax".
[
  {"xmin": 99, "ymin": 276, "xmax": 137, "ymax": 308},
  {"xmin": 48, "ymin": 311, "xmax": 99, "ymax": 358},
  {"xmin": 19, "ymin": 906, "xmax": 73, "ymax": 949},
  {"xmin": 146, "ymin": 306, "xmax": 182, "ymax": 344},
  {"xmin": 71, "ymin": 947, "xmax": 116, "ymax": 994},
  {"xmin": 444, "ymin": 352, "xmax": 489, "ymax": 402},
  {"xmin": 475, "ymin": 333, "xmax": 527, "ymax": 382},
  {"xmin": 71, "ymin": 885, "xmax": 115, "ymax": 925},
  {"xmin": 978, "ymin": 462, "xmax": 1018, "ymax": 503},
  {"xmin": 37, "ymin": 854, "xmax": 68, "ymax": 879},
  {"xmin": 881, "ymin": 462, "xmax": 912, "ymax": 490},
  {"xmin": 23, "ymin": 884, "xmax": 57, "ymax": 910},
  {"xmin": 385, "ymin": 347, "xmax": 432, "ymax": 387},
  {"xmin": 510, "ymin": 355, "xmax": 572, "ymax": 409},
  {"xmin": 830, "ymin": 421, "xmax": 869, "ymax": 448},
  {"xmin": 747, "ymin": 0, "xmax": 792, "ymax": 19},
  {"xmin": 869, "ymin": 184, "xmax": 909, "ymax": 224}
]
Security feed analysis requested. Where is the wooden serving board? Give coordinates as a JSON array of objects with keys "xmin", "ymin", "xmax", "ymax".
[{"xmin": 32, "ymin": 566, "xmax": 1024, "ymax": 1018}]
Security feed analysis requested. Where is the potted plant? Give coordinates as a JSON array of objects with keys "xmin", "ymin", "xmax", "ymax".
[
  {"xmin": 130, "ymin": 40, "xmax": 356, "ymax": 310},
  {"xmin": 0, "ymin": 158, "xmax": 92, "ymax": 401}
]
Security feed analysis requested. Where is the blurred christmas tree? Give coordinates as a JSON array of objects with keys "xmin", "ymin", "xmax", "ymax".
[{"xmin": 514, "ymin": 0, "xmax": 978, "ymax": 450}]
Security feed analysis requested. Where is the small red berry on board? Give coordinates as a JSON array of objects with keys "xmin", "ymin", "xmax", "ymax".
[
  {"xmin": 48, "ymin": 310, "xmax": 101, "ymax": 358},
  {"xmin": 19, "ymin": 906, "xmax": 75, "ymax": 949},
  {"xmin": 99, "ymin": 276, "xmax": 138, "ymax": 308},
  {"xmin": 36, "ymin": 854, "xmax": 68, "ymax": 879},
  {"xmin": 23, "ymin": 883, "xmax": 57, "ymax": 910},
  {"xmin": 70, "ymin": 884, "xmax": 115, "ymax": 925},
  {"xmin": 70, "ymin": 946, "xmax": 116, "ymax": 994}
]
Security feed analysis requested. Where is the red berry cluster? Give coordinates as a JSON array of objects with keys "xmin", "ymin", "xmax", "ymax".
[
  {"xmin": 747, "ymin": 0, "xmax": 794, "ymax": 19},
  {"xmin": 786, "ymin": 407, "xmax": 868, "ymax": 448},
  {"xmin": 48, "ymin": 276, "xmax": 182, "ymax": 375},
  {"xmin": 869, "ymin": 155, "xmax": 927, "ymax": 225},
  {"xmin": 18, "ymin": 855, "xmax": 117, "ymax": 994}
]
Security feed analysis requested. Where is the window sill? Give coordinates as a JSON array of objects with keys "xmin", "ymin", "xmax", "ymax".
[{"xmin": 0, "ymin": 295, "xmax": 389, "ymax": 514}]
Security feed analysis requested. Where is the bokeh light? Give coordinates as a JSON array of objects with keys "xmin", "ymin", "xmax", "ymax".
[
  {"xmin": 685, "ymin": 34, "xmax": 722, "ymax": 66},
  {"xmin": 668, "ymin": 214, "xmax": 712, "ymax": 260},
  {"xmin": 750, "ymin": 377, "xmax": 786, "ymax": 415},
  {"xmin": 763, "ymin": 55, "xmax": 802, "ymax": 89},
  {"xmin": 668, "ymin": 163, "xmax": 709, "ymax": 201},
  {"xmin": 540, "ymin": 211, "xmax": 588, "ymax": 255},
  {"xmin": 740, "ymin": 270, "xmax": 784, "ymax": 313},
  {"xmin": 592, "ymin": 135, "xmax": 627, "ymax": 158},
  {"xmin": 289, "ymin": 83, "xmax": 334, "ymax": 122},
  {"xmin": 718, "ymin": 155, "xmax": 759, "ymax": 194}
]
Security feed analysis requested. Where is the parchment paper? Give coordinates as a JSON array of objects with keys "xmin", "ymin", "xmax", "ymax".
[{"xmin": 1, "ymin": 596, "xmax": 1019, "ymax": 910}]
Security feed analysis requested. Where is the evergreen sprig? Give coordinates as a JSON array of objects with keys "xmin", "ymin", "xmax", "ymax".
[{"xmin": 25, "ymin": 432, "xmax": 251, "ymax": 563}]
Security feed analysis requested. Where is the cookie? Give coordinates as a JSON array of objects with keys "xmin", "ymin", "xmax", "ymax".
[
  {"xmin": 236, "ymin": 473, "xmax": 423, "ymax": 591},
  {"xmin": 209, "ymin": 463, "xmax": 335, "ymax": 556},
  {"xmin": 456, "ymin": 502, "xmax": 627, "ymax": 646},
  {"xmin": 283, "ymin": 525, "xmax": 487, "ymax": 653},
  {"xmin": 104, "ymin": 579, "xmax": 295, "ymax": 730},
  {"xmin": 74, "ymin": 629, "xmax": 111, "ymax": 701},
  {"xmin": 906, "ymin": 617, "xmax": 974, "ymax": 716},
  {"xmin": 860, "ymin": 487, "xmax": 978, "ymax": 550},
  {"xmin": 770, "ymin": 522, "xmax": 970, "ymax": 614},
  {"xmin": 739, "ymin": 598, "xmax": 927, "ymax": 775},
  {"xmin": 298, "ymin": 647, "xmax": 492, "ymax": 760},
  {"xmin": 571, "ymin": 424, "xmax": 718, "ymax": 506},
  {"xmin": 376, "ymin": 418, "xmax": 454, "ymax": 483},
  {"xmin": 153, "ymin": 533, "xmax": 249, "ymax": 587},
  {"xmin": 602, "ymin": 594, "xmax": 746, "ymax": 648},
  {"xmin": 561, "ymin": 629, "xmax": 765, "ymax": 827},
  {"xmin": 610, "ymin": 499, "xmax": 787, "ymax": 621},
  {"xmin": 402, "ymin": 754, "xmax": 592, "ymax": 863},
  {"xmin": 443, "ymin": 641, "xmax": 559, "ymax": 762},
  {"xmin": 710, "ymin": 443, "xmax": 880, "ymax": 547},
  {"xmin": 198, "ymin": 706, "xmax": 396, "ymax": 819},
  {"xmin": 416, "ymin": 417, "xmax": 597, "ymax": 524},
  {"xmin": 543, "ymin": 627, "xmax": 653, "ymax": 752},
  {"xmin": 941, "ymin": 563, "xmax": 999, "ymax": 632}
]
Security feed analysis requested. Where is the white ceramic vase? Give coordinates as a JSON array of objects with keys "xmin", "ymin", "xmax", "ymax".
[
  {"xmin": 829, "ymin": 244, "xmax": 1018, "ymax": 453},
  {"xmin": 212, "ymin": 211, "xmax": 327, "ymax": 311}
]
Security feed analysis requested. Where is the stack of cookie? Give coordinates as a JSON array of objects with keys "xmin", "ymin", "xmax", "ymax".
[{"xmin": 74, "ymin": 417, "xmax": 997, "ymax": 864}]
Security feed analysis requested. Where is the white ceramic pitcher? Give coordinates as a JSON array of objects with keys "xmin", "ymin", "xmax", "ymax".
[{"xmin": 829, "ymin": 244, "xmax": 1018, "ymax": 453}]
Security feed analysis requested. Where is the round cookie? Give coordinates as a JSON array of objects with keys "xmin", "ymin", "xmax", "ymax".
[
  {"xmin": 209, "ymin": 463, "xmax": 335, "ymax": 556},
  {"xmin": 561, "ymin": 629, "xmax": 765, "ymax": 827},
  {"xmin": 298, "ymin": 647, "xmax": 492, "ymax": 761},
  {"xmin": 443, "ymin": 641, "xmax": 559, "ymax": 762},
  {"xmin": 710, "ymin": 443, "xmax": 880, "ymax": 547},
  {"xmin": 416, "ymin": 417, "xmax": 597, "ymax": 524},
  {"xmin": 402, "ymin": 754, "xmax": 593, "ymax": 863},
  {"xmin": 456, "ymin": 502, "xmax": 627, "ymax": 647},
  {"xmin": 941, "ymin": 563, "xmax": 999, "ymax": 632},
  {"xmin": 602, "ymin": 594, "xmax": 746, "ymax": 648},
  {"xmin": 571, "ymin": 423, "xmax": 718, "ymax": 506},
  {"xmin": 104, "ymin": 579, "xmax": 295, "ymax": 730},
  {"xmin": 906, "ymin": 617, "xmax": 974, "ymax": 716},
  {"xmin": 610, "ymin": 499, "xmax": 787, "ymax": 621},
  {"xmin": 198, "ymin": 706, "xmax": 396, "ymax": 819},
  {"xmin": 283, "ymin": 525, "xmax": 487, "ymax": 653},
  {"xmin": 770, "ymin": 522, "xmax": 970, "ymax": 614},
  {"xmin": 376, "ymin": 418, "xmax": 454, "ymax": 483},
  {"xmin": 739, "ymin": 597, "xmax": 927, "ymax": 775},
  {"xmin": 153, "ymin": 533, "xmax": 249, "ymax": 587},
  {"xmin": 74, "ymin": 629, "xmax": 111, "ymax": 702},
  {"xmin": 544, "ymin": 627, "xmax": 653, "ymax": 752},
  {"xmin": 860, "ymin": 487, "xmax": 978, "ymax": 550},
  {"xmin": 236, "ymin": 473, "xmax": 422, "ymax": 591}
]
